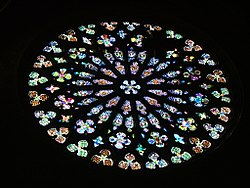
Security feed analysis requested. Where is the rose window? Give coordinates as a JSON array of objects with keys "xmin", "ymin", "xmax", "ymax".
[{"xmin": 22, "ymin": 21, "xmax": 241, "ymax": 170}]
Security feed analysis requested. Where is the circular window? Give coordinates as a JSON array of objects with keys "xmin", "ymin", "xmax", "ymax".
[{"xmin": 19, "ymin": 21, "xmax": 242, "ymax": 170}]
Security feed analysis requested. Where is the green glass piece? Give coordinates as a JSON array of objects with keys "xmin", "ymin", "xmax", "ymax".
[
  {"xmin": 222, "ymin": 97, "xmax": 231, "ymax": 103},
  {"xmin": 221, "ymin": 88, "xmax": 229, "ymax": 95},
  {"xmin": 39, "ymin": 118, "xmax": 50, "ymax": 126},
  {"xmin": 212, "ymin": 91, "xmax": 220, "ymax": 98},
  {"xmin": 28, "ymin": 80, "xmax": 37, "ymax": 86},
  {"xmin": 78, "ymin": 140, "xmax": 88, "ymax": 148},
  {"xmin": 56, "ymin": 77, "xmax": 65, "ymax": 82},
  {"xmin": 54, "ymin": 57, "xmax": 66, "ymax": 63},
  {"xmin": 39, "ymin": 77, "xmax": 48, "ymax": 84},
  {"xmin": 78, "ymin": 25, "xmax": 85, "ymax": 31},
  {"xmin": 70, "ymin": 54, "xmax": 77, "ymax": 59},
  {"xmin": 182, "ymin": 152, "xmax": 192, "ymax": 161},
  {"xmin": 171, "ymin": 147, "xmax": 181, "ymax": 154},
  {"xmin": 77, "ymin": 149, "xmax": 88, "ymax": 157},
  {"xmin": 67, "ymin": 144, "xmax": 78, "ymax": 152},
  {"xmin": 29, "ymin": 71, "xmax": 39, "ymax": 78},
  {"xmin": 64, "ymin": 73, "xmax": 72, "ymax": 80},
  {"xmin": 175, "ymin": 34, "xmax": 183, "ymax": 39},
  {"xmin": 171, "ymin": 156, "xmax": 181, "ymax": 164},
  {"xmin": 52, "ymin": 71, "xmax": 59, "ymax": 77},
  {"xmin": 53, "ymin": 47, "xmax": 62, "ymax": 53},
  {"xmin": 146, "ymin": 162, "xmax": 156, "ymax": 169}
]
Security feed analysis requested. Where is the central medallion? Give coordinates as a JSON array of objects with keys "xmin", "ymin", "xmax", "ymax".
[{"xmin": 120, "ymin": 80, "xmax": 141, "ymax": 95}]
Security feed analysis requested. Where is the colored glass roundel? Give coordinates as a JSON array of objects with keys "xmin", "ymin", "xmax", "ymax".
[{"xmin": 26, "ymin": 21, "xmax": 235, "ymax": 170}]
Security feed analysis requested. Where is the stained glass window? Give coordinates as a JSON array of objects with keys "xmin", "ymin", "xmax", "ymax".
[{"xmin": 24, "ymin": 21, "xmax": 239, "ymax": 170}]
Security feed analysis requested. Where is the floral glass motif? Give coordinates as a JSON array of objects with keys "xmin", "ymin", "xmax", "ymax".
[
  {"xmin": 47, "ymin": 127, "xmax": 69, "ymax": 143},
  {"xmin": 118, "ymin": 153, "xmax": 141, "ymax": 170},
  {"xmin": 34, "ymin": 110, "xmax": 56, "ymax": 126},
  {"xmin": 28, "ymin": 71, "xmax": 48, "ymax": 86},
  {"xmin": 109, "ymin": 132, "xmax": 131, "ymax": 149},
  {"xmin": 91, "ymin": 149, "xmax": 114, "ymax": 166},
  {"xmin": 189, "ymin": 137, "xmax": 211, "ymax": 154},
  {"xmin": 171, "ymin": 147, "xmax": 192, "ymax": 164},
  {"xmin": 28, "ymin": 91, "xmax": 48, "ymax": 106},
  {"xmin": 76, "ymin": 119, "xmax": 95, "ymax": 134},
  {"xmin": 146, "ymin": 152, "xmax": 168, "ymax": 169},
  {"xmin": 67, "ymin": 140, "xmax": 89, "ymax": 157},
  {"xmin": 27, "ymin": 21, "xmax": 236, "ymax": 170}
]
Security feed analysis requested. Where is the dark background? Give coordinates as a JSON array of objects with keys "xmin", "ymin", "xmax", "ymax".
[{"xmin": 1, "ymin": 0, "xmax": 249, "ymax": 187}]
